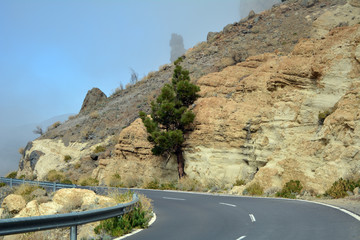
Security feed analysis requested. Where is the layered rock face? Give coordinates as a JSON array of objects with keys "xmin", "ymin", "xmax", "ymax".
[
  {"xmin": 92, "ymin": 118, "xmax": 178, "ymax": 185},
  {"xmin": 95, "ymin": 23, "xmax": 360, "ymax": 194},
  {"xmin": 189, "ymin": 24, "xmax": 360, "ymax": 193}
]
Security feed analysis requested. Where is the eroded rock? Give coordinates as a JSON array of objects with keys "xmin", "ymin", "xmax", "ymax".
[{"xmin": 2, "ymin": 194, "xmax": 26, "ymax": 213}]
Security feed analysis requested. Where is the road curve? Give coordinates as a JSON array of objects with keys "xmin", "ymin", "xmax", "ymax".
[{"xmin": 125, "ymin": 189, "xmax": 360, "ymax": 240}]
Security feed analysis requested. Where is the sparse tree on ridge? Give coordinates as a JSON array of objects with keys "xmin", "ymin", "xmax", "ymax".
[
  {"xmin": 33, "ymin": 126, "xmax": 43, "ymax": 135},
  {"xmin": 139, "ymin": 58, "xmax": 200, "ymax": 178},
  {"xmin": 130, "ymin": 68, "xmax": 138, "ymax": 85}
]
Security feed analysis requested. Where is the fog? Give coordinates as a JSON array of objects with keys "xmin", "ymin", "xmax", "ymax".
[
  {"xmin": 239, "ymin": 0, "xmax": 281, "ymax": 18},
  {"xmin": 0, "ymin": 0, "xmax": 281, "ymax": 176},
  {"xmin": 170, "ymin": 33, "xmax": 186, "ymax": 62}
]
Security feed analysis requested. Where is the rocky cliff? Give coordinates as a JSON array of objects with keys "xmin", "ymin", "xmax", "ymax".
[{"xmin": 16, "ymin": 0, "xmax": 360, "ymax": 194}]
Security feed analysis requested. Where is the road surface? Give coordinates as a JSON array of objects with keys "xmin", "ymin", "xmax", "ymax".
[{"xmin": 125, "ymin": 189, "xmax": 360, "ymax": 240}]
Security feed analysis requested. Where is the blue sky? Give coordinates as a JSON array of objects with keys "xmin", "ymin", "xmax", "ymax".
[
  {"xmin": 0, "ymin": 0, "xmax": 279, "ymax": 128},
  {"xmin": 0, "ymin": 0, "xmax": 281, "ymax": 175}
]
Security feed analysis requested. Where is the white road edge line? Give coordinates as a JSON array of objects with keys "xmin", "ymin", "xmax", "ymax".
[
  {"xmin": 249, "ymin": 214, "xmax": 256, "ymax": 222},
  {"xmin": 219, "ymin": 202, "xmax": 237, "ymax": 207},
  {"xmin": 297, "ymin": 199, "xmax": 360, "ymax": 222},
  {"xmin": 236, "ymin": 236, "xmax": 246, "ymax": 240},
  {"xmin": 114, "ymin": 212, "xmax": 157, "ymax": 240},
  {"xmin": 163, "ymin": 197, "xmax": 186, "ymax": 201}
]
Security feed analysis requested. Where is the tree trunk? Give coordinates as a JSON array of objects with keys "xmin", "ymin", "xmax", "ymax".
[{"xmin": 175, "ymin": 148, "xmax": 186, "ymax": 179}]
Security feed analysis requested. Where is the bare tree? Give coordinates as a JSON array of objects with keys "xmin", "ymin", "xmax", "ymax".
[
  {"xmin": 33, "ymin": 126, "xmax": 43, "ymax": 135},
  {"xmin": 129, "ymin": 68, "xmax": 138, "ymax": 85}
]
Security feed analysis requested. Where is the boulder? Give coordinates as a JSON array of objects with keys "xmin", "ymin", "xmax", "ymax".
[
  {"xmin": 52, "ymin": 188, "xmax": 96, "ymax": 208},
  {"xmin": 1, "ymin": 194, "xmax": 26, "ymax": 213},
  {"xmin": 15, "ymin": 200, "xmax": 40, "ymax": 218},
  {"xmin": 79, "ymin": 88, "xmax": 107, "ymax": 114},
  {"xmin": 248, "ymin": 10, "xmax": 256, "ymax": 19},
  {"xmin": 300, "ymin": 0, "xmax": 318, "ymax": 8},
  {"xmin": 354, "ymin": 187, "xmax": 360, "ymax": 195},
  {"xmin": 38, "ymin": 201, "xmax": 63, "ymax": 215}
]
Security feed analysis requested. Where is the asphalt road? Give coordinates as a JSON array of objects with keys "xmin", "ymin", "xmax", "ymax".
[{"xmin": 125, "ymin": 189, "xmax": 360, "ymax": 240}]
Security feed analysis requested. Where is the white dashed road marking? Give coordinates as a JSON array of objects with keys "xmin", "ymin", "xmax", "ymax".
[
  {"xmin": 162, "ymin": 197, "xmax": 186, "ymax": 201},
  {"xmin": 236, "ymin": 236, "xmax": 246, "ymax": 240},
  {"xmin": 219, "ymin": 202, "xmax": 237, "ymax": 207},
  {"xmin": 249, "ymin": 214, "xmax": 256, "ymax": 222}
]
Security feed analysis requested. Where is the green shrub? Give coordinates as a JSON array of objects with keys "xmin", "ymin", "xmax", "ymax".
[
  {"xmin": 145, "ymin": 179, "xmax": 160, "ymax": 189},
  {"xmin": 46, "ymin": 170, "xmax": 65, "ymax": 182},
  {"xmin": 14, "ymin": 184, "xmax": 44, "ymax": 202},
  {"xmin": 94, "ymin": 205, "xmax": 149, "ymax": 237},
  {"xmin": 325, "ymin": 178, "xmax": 359, "ymax": 199},
  {"xmin": 48, "ymin": 121, "xmax": 61, "ymax": 131},
  {"xmin": 0, "ymin": 183, "xmax": 6, "ymax": 188},
  {"xmin": 234, "ymin": 179, "xmax": 246, "ymax": 186},
  {"xmin": 276, "ymin": 180, "xmax": 303, "ymax": 199},
  {"xmin": 94, "ymin": 145, "xmax": 106, "ymax": 153},
  {"xmin": 79, "ymin": 177, "xmax": 99, "ymax": 186},
  {"xmin": 60, "ymin": 179, "xmax": 73, "ymax": 185},
  {"xmin": 160, "ymin": 182, "xmax": 177, "ymax": 190},
  {"xmin": 64, "ymin": 155, "xmax": 72, "ymax": 162},
  {"xmin": 318, "ymin": 109, "xmax": 332, "ymax": 125},
  {"xmin": 19, "ymin": 175, "xmax": 26, "ymax": 179},
  {"xmin": 95, "ymin": 192, "xmax": 153, "ymax": 237},
  {"xmin": 6, "ymin": 171, "xmax": 17, "ymax": 179},
  {"xmin": 245, "ymin": 183, "xmax": 264, "ymax": 196},
  {"xmin": 109, "ymin": 174, "xmax": 123, "ymax": 187}
]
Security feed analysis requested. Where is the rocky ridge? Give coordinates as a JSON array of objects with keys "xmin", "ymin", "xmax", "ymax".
[
  {"xmin": 94, "ymin": 1, "xmax": 360, "ymax": 194},
  {"xmin": 16, "ymin": 0, "xmax": 360, "ymax": 194}
]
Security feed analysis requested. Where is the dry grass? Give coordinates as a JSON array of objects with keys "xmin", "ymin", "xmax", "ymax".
[
  {"xmin": 67, "ymin": 115, "xmax": 77, "ymax": 121},
  {"xmin": 108, "ymin": 174, "xmax": 123, "ymax": 187},
  {"xmin": 90, "ymin": 111, "xmax": 100, "ymax": 119},
  {"xmin": 108, "ymin": 189, "xmax": 133, "ymax": 204},
  {"xmin": 46, "ymin": 170, "xmax": 65, "ymax": 182},
  {"xmin": 73, "ymin": 162, "xmax": 81, "ymax": 169},
  {"xmin": 78, "ymin": 177, "xmax": 99, "ymax": 186},
  {"xmin": 14, "ymin": 184, "xmax": 43, "ymax": 202},
  {"xmin": 18, "ymin": 147, "xmax": 25, "ymax": 155},
  {"xmin": 59, "ymin": 194, "xmax": 83, "ymax": 213},
  {"xmin": 8, "ymin": 228, "xmax": 70, "ymax": 240},
  {"xmin": 176, "ymin": 177, "xmax": 203, "ymax": 191},
  {"xmin": 47, "ymin": 121, "xmax": 61, "ymax": 131}
]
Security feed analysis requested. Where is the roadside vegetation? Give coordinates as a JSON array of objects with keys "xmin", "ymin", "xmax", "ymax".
[
  {"xmin": 94, "ymin": 190, "xmax": 153, "ymax": 239},
  {"xmin": 276, "ymin": 180, "xmax": 303, "ymax": 199},
  {"xmin": 325, "ymin": 177, "xmax": 360, "ymax": 199}
]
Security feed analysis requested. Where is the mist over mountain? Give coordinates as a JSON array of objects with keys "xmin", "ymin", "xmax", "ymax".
[
  {"xmin": 239, "ymin": 0, "xmax": 281, "ymax": 18},
  {"xmin": 170, "ymin": 33, "xmax": 186, "ymax": 62},
  {"xmin": 0, "ymin": 113, "xmax": 73, "ymax": 176}
]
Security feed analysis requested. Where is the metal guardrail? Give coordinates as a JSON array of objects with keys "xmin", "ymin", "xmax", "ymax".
[{"xmin": 0, "ymin": 177, "xmax": 139, "ymax": 240}]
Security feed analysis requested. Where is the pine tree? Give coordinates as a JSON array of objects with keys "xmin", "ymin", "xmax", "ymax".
[{"xmin": 139, "ymin": 58, "xmax": 200, "ymax": 178}]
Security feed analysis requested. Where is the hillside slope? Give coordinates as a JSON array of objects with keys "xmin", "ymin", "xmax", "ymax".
[{"xmin": 16, "ymin": 0, "xmax": 360, "ymax": 194}]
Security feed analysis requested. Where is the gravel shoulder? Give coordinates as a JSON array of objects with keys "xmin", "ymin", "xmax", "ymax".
[{"xmin": 308, "ymin": 195, "xmax": 360, "ymax": 217}]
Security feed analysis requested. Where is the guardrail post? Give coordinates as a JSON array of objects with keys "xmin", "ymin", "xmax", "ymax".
[
  {"xmin": 70, "ymin": 225, "xmax": 77, "ymax": 240},
  {"xmin": 53, "ymin": 182, "xmax": 56, "ymax": 192},
  {"xmin": 10, "ymin": 179, "xmax": 12, "ymax": 188}
]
